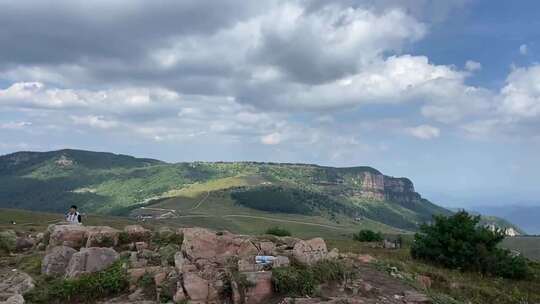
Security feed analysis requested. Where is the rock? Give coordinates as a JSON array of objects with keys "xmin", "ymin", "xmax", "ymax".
[
  {"xmin": 127, "ymin": 288, "xmax": 145, "ymax": 302},
  {"xmin": 15, "ymin": 237, "xmax": 34, "ymax": 252},
  {"xmin": 183, "ymin": 272, "xmax": 209, "ymax": 302},
  {"xmin": 243, "ymin": 271, "xmax": 273, "ymax": 304},
  {"xmin": 416, "ymin": 275, "xmax": 432, "ymax": 289},
  {"xmin": 403, "ymin": 290, "xmax": 431, "ymax": 303},
  {"xmin": 41, "ymin": 245, "xmax": 77, "ymax": 276},
  {"xmin": 259, "ymin": 241, "xmax": 275, "ymax": 255},
  {"xmin": 273, "ymin": 256, "xmax": 290, "ymax": 268},
  {"xmin": 0, "ymin": 230, "xmax": 17, "ymax": 252},
  {"xmin": 327, "ymin": 248, "xmax": 339, "ymax": 259},
  {"xmin": 65, "ymin": 247, "xmax": 119, "ymax": 278},
  {"xmin": 356, "ymin": 254, "xmax": 376, "ymax": 264},
  {"xmin": 0, "ymin": 269, "xmax": 34, "ymax": 298},
  {"xmin": 181, "ymin": 227, "xmax": 219, "ymax": 260},
  {"xmin": 3, "ymin": 294, "xmax": 25, "ymax": 304},
  {"xmin": 135, "ymin": 242, "xmax": 148, "ymax": 252},
  {"xmin": 48, "ymin": 225, "xmax": 88, "ymax": 249},
  {"xmin": 173, "ymin": 282, "xmax": 186, "ymax": 303},
  {"xmin": 124, "ymin": 225, "xmax": 152, "ymax": 242},
  {"xmin": 292, "ymin": 237, "xmax": 328, "ymax": 265},
  {"xmin": 85, "ymin": 226, "xmax": 120, "ymax": 247}
]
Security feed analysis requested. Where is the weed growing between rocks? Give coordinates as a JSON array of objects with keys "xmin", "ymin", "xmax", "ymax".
[
  {"xmin": 272, "ymin": 259, "xmax": 354, "ymax": 297},
  {"xmin": 24, "ymin": 260, "xmax": 129, "ymax": 303}
]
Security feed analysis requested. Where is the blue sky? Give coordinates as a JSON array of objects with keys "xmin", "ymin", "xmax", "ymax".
[{"xmin": 0, "ymin": 0, "xmax": 539, "ymax": 208}]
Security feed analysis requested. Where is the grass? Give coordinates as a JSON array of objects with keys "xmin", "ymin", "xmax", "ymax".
[
  {"xmin": 0, "ymin": 208, "xmax": 135, "ymax": 232},
  {"xmin": 501, "ymin": 236, "xmax": 540, "ymax": 261},
  {"xmin": 327, "ymin": 240, "xmax": 540, "ymax": 304}
]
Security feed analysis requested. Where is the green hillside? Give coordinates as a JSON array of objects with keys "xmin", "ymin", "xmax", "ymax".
[{"xmin": 0, "ymin": 149, "xmax": 467, "ymax": 232}]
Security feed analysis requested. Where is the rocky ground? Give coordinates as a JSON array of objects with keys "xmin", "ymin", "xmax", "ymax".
[{"xmin": 0, "ymin": 223, "xmax": 434, "ymax": 304}]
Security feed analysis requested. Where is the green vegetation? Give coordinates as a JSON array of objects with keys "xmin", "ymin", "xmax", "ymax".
[
  {"xmin": 412, "ymin": 211, "xmax": 529, "ymax": 279},
  {"xmin": 0, "ymin": 230, "xmax": 16, "ymax": 253},
  {"xmin": 0, "ymin": 149, "xmax": 458, "ymax": 232},
  {"xmin": 265, "ymin": 226, "xmax": 292, "ymax": 237},
  {"xmin": 272, "ymin": 260, "xmax": 354, "ymax": 296},
  {"xmin": 24, "ymin": 260, "xmax": 129, "ymax": 304},
  {"xmin": 353, "ymin": 229, "xmax": 383, "ymax": 242}
]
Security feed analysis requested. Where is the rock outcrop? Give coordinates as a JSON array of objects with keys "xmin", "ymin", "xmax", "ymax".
[
  {"xmin": 42, "ymin": 245, "xmax": 77, "ymax": 276},
  {"xmin": 65, "ymin": 247, "xmax": 120, "ymax": 278}
]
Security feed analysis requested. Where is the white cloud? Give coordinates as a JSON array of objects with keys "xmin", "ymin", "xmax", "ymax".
[
  {"xmin": 261, "ymin": 132, "xmax": 282, "ymax": 145},
  {"xmin": 71, "ymin": 115, "xmax": 119, "ymax": 129},
  {"xmin": 465, "ymin": 60, "xmax": 482, "ymax": 72},
  {"xmin": 0, "ymin": 121, "xmax": 32, "ymax": 129},
  {"xmin": 519, "ymin": 44, "xmax": 528, "ymax": 55},
  {"xmin": 499, "ymin": 65, "xmax": 540, "ymax": 118},
  {"xmin": 406, "ymin": 124, "xmax": 440, "ymax": 139}
]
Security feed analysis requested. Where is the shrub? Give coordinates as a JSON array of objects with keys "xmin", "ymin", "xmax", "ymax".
[
  {"xmin": 24, "ymin": 260, "xmax": 129, "ymax": 303},
  {"xmin": 353, "ymin": 229, "xmax": 383, "ymax": 242},
  {"xmin": 0, "ymin": 230, "xmax": 17, "ymax": 253},
  {"xmin": 265, "ymin": 227, "xmax": 291, "ymax": 237},
  {"xmin": 411, "ymin": 211, "xmax": 529, "ymax": 279},
  {"xmin": 272, "ymin": 260, "xmax": 353, "ymax": 297}
]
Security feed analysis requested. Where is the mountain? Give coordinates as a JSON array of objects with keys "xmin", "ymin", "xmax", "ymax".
[
  {"xmin": 472, "ymin": 205, "xmax": 540, "ymax": 235},
  {"xmin": 2, "ymin": 149, "xmax": 450, "ymax": 232}
]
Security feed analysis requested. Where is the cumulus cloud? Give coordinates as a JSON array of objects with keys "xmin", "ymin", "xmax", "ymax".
[
  {"xmin": 405, "ymin": 124, "xmax": 440, "ymax": 139},
  {"xmin": 261, "ymin": 132, "xmax": 282, "ymax": 145},
  {"xmin": 70, "ymin": 115, "xmax": 119, "ymax": 129},
  {"xmin": 499, "ymin": 65, "xmax": 540, "ymax": 118},
  {"xmin": 465, "ymin": 60, "xmax": 482, "ymax": 72}
]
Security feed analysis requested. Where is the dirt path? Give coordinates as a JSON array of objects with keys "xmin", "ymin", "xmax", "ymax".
[
  {"xmin": 188, "ymin": 191, "xmax": 210, "ymax": 211},
  {"xmin": 222, "ymin": 215, "xmax": 344, "ymax": 230}
]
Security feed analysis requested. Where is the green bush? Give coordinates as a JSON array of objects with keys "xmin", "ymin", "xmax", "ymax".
[
  {"xmin": 353, "ymin": 229, "xmax": 383, "ymax": 242},
  {"xmin": 0, "ymin": 230, "xmax": 17, "ymax": 253},
  {"xmin": 25, "ymin": 261, "xmax": 128, "ymax": 303},
  {"xmin": 411, "ymin": 211, "xmax": 529, "ymax": 279},
  {"xmin": 265, "ymin": 227, "xmax": 292, "ymax": 237},
  {"xmin": 272, "ymin": 260, "xmax": 353, "ymax": 296}
]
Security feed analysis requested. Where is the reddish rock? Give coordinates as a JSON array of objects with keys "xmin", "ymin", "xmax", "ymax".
[
  {"xmin": 183, "ymin": 272, "xmax": 209, "ymax": 303},
  {"xmin": 292, "ymin": 237, "xmax": 328, "ymax": 265},
  {"xmin": 416, "ymin": 275, "xmax": 432, "ymax": 289},
  {"xmin": 243, "ymin": 271, "xmax": 273, "ymax": 304},
  {"xmin": 85, "ymin": 226, "xmax": 120, "ymax": 247},
  {"xmin": 48, "ymin": 225, "xmax": 88, "ymax": 249},
  {"xmin": 65, "ymin": 247, "xmax": 119, "ymax": 278},
  {"xmin": 357, "ymin": 254, "xmax": 377, "ymax": 264},
  {"xmin": 124, "ymin": 225, "xmax": 152, "ymax": 242},
  {"xmin": 41, "ymin": 245, "xmax": 77, "ymax": 276}
]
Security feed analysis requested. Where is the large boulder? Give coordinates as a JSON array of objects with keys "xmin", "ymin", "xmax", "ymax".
[
  {"xmin": 183, "ymin": 272, "xmax": 209, "ymax": 303},
  {"xmin": 42, "ymin": 245, "xmax": 77, "ymax": 276},
  {"xmin": 243, "ymin": 271, "xmax": 273, "ymax": 304},
  {"xmin": 292, "ymin": 237, "xmax": 328, "ymax": 265},
  {"xmin": 65, "ymin": 247, "xmax": 119, "ymax": 278},
  {"xmin": 0, "ymin": 269, "xmax": 34, "ymax": 300},
  {"xmin": 181, "ymin": 228, "xmax": 219, "ymax": 260},
  {"xmin": 85, "ymin": 226, "xmax": 120, "ymax": 247},
  {"xmin": 15, "ymin": 236, "xmax": 35, "ymax": 252},
  {"xmin": 123, "ymin": 225, "xmax": 152, "ymax": 243},
  {"xmin": 48, "ymin": 225, "xmax": 88, "ymax": 249}
]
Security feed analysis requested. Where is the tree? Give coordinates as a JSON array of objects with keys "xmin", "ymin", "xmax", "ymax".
[{"xmin": 411, "ymin": 211, "xmax": 529, "ymax": 279}]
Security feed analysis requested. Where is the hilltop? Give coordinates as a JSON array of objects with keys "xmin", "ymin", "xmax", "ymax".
[{"xmin": 0, "ymin": 149, "xmax": 518, "ymax": 235}]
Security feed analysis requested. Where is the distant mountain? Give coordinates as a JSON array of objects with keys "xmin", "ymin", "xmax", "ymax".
[
  {"xmin": 472, "ymin": 205, "xmax": 540, "ymax": 235},
  {"xmin": 2, "ymin": 149, "xmax": 452, "ymax": 231}
]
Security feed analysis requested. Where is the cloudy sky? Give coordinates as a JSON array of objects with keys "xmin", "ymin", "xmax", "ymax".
[{"xmin": 1, "ymin": 0, "xmax": 539, "ymax": 207}]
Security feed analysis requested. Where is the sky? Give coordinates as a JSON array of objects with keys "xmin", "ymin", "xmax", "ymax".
[{"xmin": 0, "ymin": 0, "xmax": 539, "ymax": 208}]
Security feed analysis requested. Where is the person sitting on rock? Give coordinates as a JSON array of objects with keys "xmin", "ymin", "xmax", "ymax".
[{"xmin": 66, "ymin": 205, "xmax": 82, "ymax": 225}]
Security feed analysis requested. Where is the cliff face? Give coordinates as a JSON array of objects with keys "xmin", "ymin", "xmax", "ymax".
[{"xmin": 352, "ymin": 171, "xmax": 420, "ymax": 203}]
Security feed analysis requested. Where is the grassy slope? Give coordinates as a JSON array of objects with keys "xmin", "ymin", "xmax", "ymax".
[
  {"xmin": 327, "ymin": 240, "xmax": 540, "ymax": 304},
  {"xmin": 0, "ymin": 149, "xmax": 471, "ymax": 233}
]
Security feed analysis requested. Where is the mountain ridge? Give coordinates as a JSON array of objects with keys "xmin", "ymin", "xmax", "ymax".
[{"xmin": 0, "ymin": 149, "xmax": 518, "ymax": 233}]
